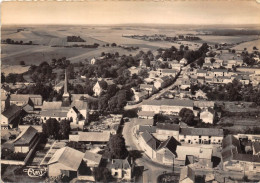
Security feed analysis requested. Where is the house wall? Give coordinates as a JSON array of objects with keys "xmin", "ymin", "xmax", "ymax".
[
  {"xmin": 48, "ymin": 163, "xmax": 64, "ymax": 177},
  {"xmin": 179, "ymin": 134, "xmax": 223, "ymax": 144},
  {"xmin": 111, "ymin": 168, "xmax": 122, "ymax": 179},
  {"xmin": 138, "ymin": 136, "xmax": 156, "ymax": 159},
  {"xmin": 67, "ymin": 108, "xmax": 78, "ymax": 124},
  {"xmin": 14, "ymin": 146, "xmax": 30, "ymax": 153},
  {"xmin": 156, "ymin": 148, "xmax": 175, "ymax": 165},
  {"xmin": 41, "ymin": 116, "xmax": 68, "ymax": 123},
  {"xmin": 142, "ymin": 105, "xmax": 193, "ymax": 115}
]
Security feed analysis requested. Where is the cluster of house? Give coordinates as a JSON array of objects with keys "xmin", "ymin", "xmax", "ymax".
[
  {"xmin": 140, "ymin": 99, "xmax": 216, "ymax": 124},
  {"xmin": 133, "ymin": 118, "xmax": 222, "ymax": 168},
  {"xmin": 186, "ymin": 52, "xmax": 260, "ymax": 86}
]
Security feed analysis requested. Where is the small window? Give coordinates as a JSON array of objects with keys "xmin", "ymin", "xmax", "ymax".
[{"xmin": 199, "ymin": 135, "xmax": 201, "ymax": 138}]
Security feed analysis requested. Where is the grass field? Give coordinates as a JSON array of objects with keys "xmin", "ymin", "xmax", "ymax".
[
  {"xmin": 231, "ymin": 39, "xmax": 260, "ymax": 52},
  {"xmin": 2, "ymin": 25, "xmax": 260, "ymax": 70},
  {"xmin": 2, "ymin": 65, "xmax": 30, "ymax": 75}
]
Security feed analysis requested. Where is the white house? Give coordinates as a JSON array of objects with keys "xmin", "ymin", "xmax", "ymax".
[
  {"xmin": 90, "ymin": 58, "xmax": 96, "ymax": 65},
  {"xmin": 93, "ymin": 81, "xmax": 103, "ymax": 96},
  {"xmin": 180, "ymin": 58, "xmax": 188, "ymax": 66},
  {"xmin": 139, "ymin": 131, "xmax": 160, "ymax": 159},
  {"xmin": 109, "ymin": 157, "xmax": 133, "ymax": 180},
  {"xmin": 142, "ymin": 99, "xmax": 194, "ymax": 115},
  {"xmin": 179, "ymin": 127, "xmax": 223, "ymax": 145},
  {"xmin": 200, "ymin": 108, "xmax": 215, "ymax": 124},
  {"xmin": 1, "ymin": 104, "xmax": 22, "ymax": 129}
]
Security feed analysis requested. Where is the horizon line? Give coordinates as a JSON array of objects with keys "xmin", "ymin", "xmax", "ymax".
[{"xmin": 2, "ymin": 23, "xmax": 260, "ymax": 26}]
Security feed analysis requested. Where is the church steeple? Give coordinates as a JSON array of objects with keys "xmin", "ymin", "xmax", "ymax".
[
  {"xmin": 63, "ymin": 69, "xmax": 69, "ymax": 97},
  {"xmin": 62, "ymin": 68, "xmax": 70, "ymax": 106}
]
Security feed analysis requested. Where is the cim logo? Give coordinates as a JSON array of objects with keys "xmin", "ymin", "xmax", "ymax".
[{"xmin": 23, "ymin": 168, "xmax": 47, "ymax": 177}]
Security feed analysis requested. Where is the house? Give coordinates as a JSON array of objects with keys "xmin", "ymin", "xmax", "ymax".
[
  {"xmin": 175, "ymin": 145, "xmax": 213, "ymax": 167},
  {"xmin": 137, "ymin": 111, "xmax": 155, "ymax": 119},
  {"xmin": 213, "ymin": 62, "xmax": 221, "ymax": 68},
  {"xmin": 180, "ymin": 78, "xmax": 190, "ymax": 90},
  {"xmin": 153, "ymin": 76, "xmax": 173, "ymax": 89},
  {"xmin": 135, "ymin": 125, "xmax": 156, "ymax": 136},
  {"xmin": 1, "ymin": 104, "xmax": 22, "ymax": 129},
  {"xmin": 13, "ymin": 126, "xmax": 39, "ymax": 153},
  {"xmin": 212, "ymin": 69, "xmax": 228, "ymax": 77},
  {"xmin": 204, "ymin": 57, "xmax": 213, "ymax": 64},
  {"xmin": 156, "ymin": 136, "xmax": 180, "ymax": 165},
  {"xmin": 90, "ymin": 57, "xmax": 96, "ymax": 65},
  {"xmin": 156, "ymin": 123, "xmax": 180, "ymax": 141},
  {"xmin": 171, "ymin": 63, "xmax": 182, "ymax": 71},
  {"xmin": 140, "ymin": 84, "xmax": 157, "ymax": 96},
  {"xmin": 42, "ymin": 101, "xmax": 62, "ymax": 111},
  {"xmin": 222, "ymin": 135, "xmax": 260, "ymax": 174},
  {"xmin": 179, "ymin": 127, "xmax": 223, "ymax": 144},
  {"xmin": 179, "ymin": 166, "xmax": 195, "ymax": 183},
  {"xmin": 10, "ymin": 94, "xmax": 42, "ymax": 107},
  {"xmin": 194, "ymin": 101, "xmax": 215, "ymax": 109},
  {"xmin": 142, "ymin": 99, "xmax": 194, "ymax": 115},
  {"xmin": 67, "ymin": 106, "xmax": 85, "ymax": 125},
  {"xmin": 83, "ymin": 151, "xmax": 102, "ymax": 168},
  {"xmin": 128, "ymin": 66, "xmax": 141, "ymax": 76},
  {"xmin": 133, "ymin": 118, "xmax": 154, "ymax": 126},
  {"xmin": 69, "ymin": 131, "xmax": 111, "ymax": 144},
  {"xmin": 200, "ymin": 108, "xmax": 215, "ymax": 124},
  {"xmin": 41, "ymin": 110, "xmax": 68, "ymax": 122},
  {"xmin": 93, "ymin": 81, "xmax": 103, "ymax": 96},
  {"xmin": 132, "ymin": 91, "xmax": 148, "ymax": 102},
  {"xmin": 139, "ymin": 131, "xmax": 160, "ymax": 159},
  {"xmin": 202, "ymin": 63, "xmax": 213, "ymax": 69},
  {"xmin": 108, "ymin": 157, "xmax": 133, "ymax": 180},
  {"xmin": 180, "ymin": 58, "xmax": 188, "ymax": 66},
  {"xmin": 159, "ymin": 69, "xmax": 178, "ymax": 77},
  {"xmin": 253, "ymin": 142, "xmax": 260, "ymax": 155},
  {"xmin": 196, "ymin": 70, "xmax": 208, "ymax": 77},
  {"xmin": 194, "ymin": 89, "xmax": 207, "ymax": 100},
  {"xmin": 48, "ymin": 147, "xmax": 85, "ymax": 178}
]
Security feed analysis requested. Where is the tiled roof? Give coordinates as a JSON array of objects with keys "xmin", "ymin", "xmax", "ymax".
[
  {"xmin": 138, "ymin": 125, "xmax": 156, "ymax": 134},
  {"xmin": 2, "ymin": 104, "xmax": 21, "ymax": 118},
  {"xmin": 180, "ymin": 127, "xmax": 223, "ymax": 137},
  {"xmin": 83, "ymin": 151, "xmax": 102, "ymax": 164},
  {"xmin": 41, "ymin": 110, "xmax": 68, "ymax": 118},
  {"xmin": 42, "ymin": 101, "xmax": 62, "ymax": 110},
  {"xmin": 78, "ymin": 132, "xmax": 110, "ymax": 142},
  {"xmin": 157, "ymin": 136, "xmax": 180, "ymax": 154},
  {"xmin": 109, "ymin": 158, "xmax": 131, "ymax": 169},
  {"xmin": 142, "ymin": 99, "xmax": 193, "ymax": 107},
  {"xmin": 137, "ymin": 111, "xmax": 155, "ymax": 117},
  {"xmin": 134, "ymin": 118, "xmax": 154, "ymax": 126},
  {"xmin": 141, "ymin": 131, "xmax": 160, "ymax": 150},
  {"xmin": 157, "ymin": 123, "xmax": 180, "ymax": 131},
  {"xmin": 14, "ymin": 126, "xmax": 38, "ymax": 146},
  {"xmin": 48, "ymin": 147, "xmax": 85, "ymax": 171},
  {"xmin": 233, "ymin": 153, "xmax": 260, "ymax": 163},
  {"xmin": 253, "ymin": 142, "xmax": 260, "ymax": 154}
]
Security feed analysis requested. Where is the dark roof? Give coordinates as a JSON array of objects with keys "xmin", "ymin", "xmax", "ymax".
[
  {"xmin": 157, "ymin": 136, "xmax": 180, "ymax": 155},
  {"xmin": 2, "ymin": 104, "xmax": 21, "ymax": 118},
  {"xmin": 138, "ymin": 125, "xmax": 156, "ymax": 134},
  {"xmin": 233, "ymin": 153, "xmax": 260, "ymax": 163},
  {"xmin": 109, "ymin": 158, "xmax": 131, "ymax": 169},
  {"xmin": 14, "ymin": 126, "xmax": 38, "ymax": 146},
  {"xmin": 156, "ymin": 123, "xmax": 180, "ymax": 131},
  {"xmin": 180, "ymin": 127, "xmax": 223, "ymax": 137},
  {"xmin": 143, "ymin": 99, "xmax": 193, "ymax": 107},
  {"xmin": 141, "ymin": 131, "xmax": 160, "ymax": 150},
  {"xmin": 72, "ymin": 106, "xmax": 80, "ymax": 114}
]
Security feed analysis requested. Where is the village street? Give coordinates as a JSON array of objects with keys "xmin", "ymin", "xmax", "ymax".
[
  {"xmin": 124, "ymin": 65, "xmax": 188, "ymax": 110},
  {"xmin": 122, "ymin": 119, "xmax": 180, "ymax": 183}
]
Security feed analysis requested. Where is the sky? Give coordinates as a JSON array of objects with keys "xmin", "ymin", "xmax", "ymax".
[{"xmin": 1, "ymin": 1, "xmax": 260, "ymax": 25}]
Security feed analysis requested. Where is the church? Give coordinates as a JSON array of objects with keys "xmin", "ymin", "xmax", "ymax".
[{"xmin": 40, "ymin": 69, "xmax": 90, "ymax": 128}]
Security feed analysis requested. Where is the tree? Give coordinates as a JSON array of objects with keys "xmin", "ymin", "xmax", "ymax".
[
  {"xmin": 59, "ymin": 120, "xmax": 71, "ymax": 139},
  {"xmin": 106, "ymin": 134, "xmax": 128, "ymax": 159},
  {"xmin": 42, "ymin": 118, "xmax": 60, "ymax": 139},
  {"xmin": 111, "ymin": 43, "xmax": 117, "ymax": 47},
  {"xmin": 197, "ymin": 57, "xmax": 204, "ymax": 67},
  {"xmin": 93, "ymin": 167, "xmax": 112, "ymax": 183},
  {"xmin": 1, "ymin": 73, "xmax": 5, "ymax": 83},
  {"xmin": 20, "ymin": 61, "xmax": 25, "ymax": 65},
  {"xmin": 179, "ymin": 108, "xmax": 195, "ymax": 126}
]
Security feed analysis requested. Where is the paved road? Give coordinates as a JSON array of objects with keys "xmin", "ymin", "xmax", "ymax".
[
  {"xmin": 124, "ymin": 67, "xmax": 187, "ymax": 110},
  {"xmin": 122, "ymin": 119, "xmax": 179, "ymax": 183}
]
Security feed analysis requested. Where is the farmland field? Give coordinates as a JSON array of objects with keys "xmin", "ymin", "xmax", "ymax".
[
  {"xmin": 231, "ymin": 39, "xmax": 260, "ymax": 52},
  {"xmin": 1, "ymin": 25, "xmax": 260, "ymax": 71}
]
